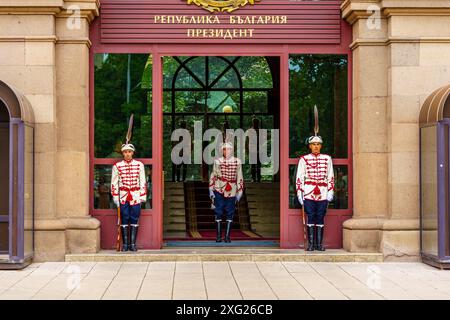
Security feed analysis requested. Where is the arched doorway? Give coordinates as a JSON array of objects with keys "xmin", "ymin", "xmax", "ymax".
[
  {"xmin": 419, "ymin": 84, "xmax": 450, "ymax": 269},
  {"xmin": 0, "ymin": 100, "xmax": 9, "ymax": 256},
  {"xmin": 0, "ymin": 80, "xmax": 35, "ymax": 269},
  {"xmin": 162, "ymin": 56, "xmax": 281, "ymax": 245}
]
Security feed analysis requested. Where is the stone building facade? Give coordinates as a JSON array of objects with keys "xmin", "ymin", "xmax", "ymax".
[{"xmin": 0, "ymin": 0, "xmax": 449, "ymax": 262}]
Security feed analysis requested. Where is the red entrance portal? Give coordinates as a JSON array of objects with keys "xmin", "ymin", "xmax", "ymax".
[{"xmin": 89, "ymin": 0, "xmax": 353, "ymax": 250}]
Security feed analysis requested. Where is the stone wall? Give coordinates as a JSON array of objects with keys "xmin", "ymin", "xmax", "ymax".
[
  {"xmin": 342, "ymin": 0, "xmax": 450, "ymax": 261},
  {"xmin": 0, "ymin": 0, "xmax": 100, "ymax": 261}
]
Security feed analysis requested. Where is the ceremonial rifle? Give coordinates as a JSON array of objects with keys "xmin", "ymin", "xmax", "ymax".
[{"xmin": 116, "ymin": 114, "xmax": 134, "ymax": 252}]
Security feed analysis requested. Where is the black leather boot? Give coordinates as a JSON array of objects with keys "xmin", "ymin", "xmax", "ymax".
[
  {"xmin": 224, "ymin": 220, "xmax": 232, "ymax": 243},
  {"xmin": 306, "ymin": 225, "xmax": 315, "ymax": 251},
  {"xmin": 121, "ymin": 225, "xmax": 129, "ymax": 252},
  {"xmin": 215, "ymin": 221, "xmax": 222, "ymax": 243},
  {"xmin": 315, "ymin": 225, "xmax": 325, "ymax": 251},
  {"xmin": 130, "ymin": 224, "xmax": 139, "ymax": 252}
]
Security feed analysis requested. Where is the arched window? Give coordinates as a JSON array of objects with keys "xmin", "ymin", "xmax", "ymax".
[{"xmin": 163, "ymin": 56, "xmax": 277, "ymax": 182}]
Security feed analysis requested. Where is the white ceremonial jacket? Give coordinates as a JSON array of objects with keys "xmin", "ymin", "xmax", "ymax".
[
  {"xmin": 111, "ymin": 159, "xmax": 147, "ymax": 206},
  {"xmin": 209, "ymin": 156, "xmax": 244, "ymax": 198},
  {"xmin": 296, "ymin": 153, "xmax": 334, "ymax": 202}
]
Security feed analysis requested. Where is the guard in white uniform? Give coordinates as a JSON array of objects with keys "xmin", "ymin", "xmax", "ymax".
[
  {"xmin": 209, "ymin": 142, "xmax": 244, "ymax": 243},
  {"xmin": 296, "ymin": 136, "xmax": 334, "ymax": 251},
  {"xmin": 111, "ymin": 144, "xmax": 147, "ymax": 251}
]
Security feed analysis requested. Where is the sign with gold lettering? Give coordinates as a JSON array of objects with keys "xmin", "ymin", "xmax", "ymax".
[
  {"xmin": 99, "ymin": 0, "xmax": 344, "ymax": 45},
  {"xmin": 184, "ymin": 0, "xmax": 261, "ymax": 13}
]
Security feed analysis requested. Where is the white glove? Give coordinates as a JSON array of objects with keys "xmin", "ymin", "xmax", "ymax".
[
  {"xmin": 327, "ymin": 191, "xmax": 334, "ymax": 202},
  {"xmin": 209, "ymin": 189, "xmax": 215, "ymax": 199},
  {"xmin": 298, "ymin": 193, "xmax": 304, "ymax": 206},
  {"xmin": 236, "ymin": 192, "xmax": 243, "ymax": 203},
  {"xmin": 113, "ymin": 198, "xmax": 119, "ymax": 208}
]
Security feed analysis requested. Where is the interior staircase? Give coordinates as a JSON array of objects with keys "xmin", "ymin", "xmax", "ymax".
[
  {"xmin": 245, "ymin": 182, "xmax": 280, "ymax": 238},
  {"xmin": 163, "ymin": 182, "xmax": 186, "ymax": 238},
  {"xmin": 184, "ymin": 181, "xmax": 247, "ymax": 234},
  {"xmin": 163, "ymin": 181, "xmax": 280, "ymax": 239}
]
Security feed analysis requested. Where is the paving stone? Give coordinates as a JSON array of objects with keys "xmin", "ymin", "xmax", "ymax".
[
  {"xmin": 290, "ymin": 272, "xmax": 348, "ymax": 300},
  {"xmin": 203, "ymin": 262, "xmax": 242, "ymax": 300},
  {"xmin": 256, "ymin": 262, "xmax": 312, "ymax": 300},
  {"xmin": 229, "ymin": 262, "xmax": 277, "ymax": 300},
  {"xmin": 3, "ymin": 261, "xmax": 450, "ymax": 300}
]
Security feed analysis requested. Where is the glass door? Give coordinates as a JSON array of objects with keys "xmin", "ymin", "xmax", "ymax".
[
  {"xmin": 92, "ymin": 53, "xmax": 157, "ymax": 249},
  {"xmin": 285, "ymin": 54, "xmax": 352, "ymax": 249}
]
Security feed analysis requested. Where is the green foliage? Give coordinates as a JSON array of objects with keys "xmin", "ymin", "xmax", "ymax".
[
  {"xmin": 289, "ymin": 54, "xmax": 348, "ymax": 158},
  {"xmin": 94, "ymin": 54, "xmax": 152, "ymax": 158}
]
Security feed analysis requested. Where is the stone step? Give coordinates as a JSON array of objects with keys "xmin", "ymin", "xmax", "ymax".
[
  {"xmin": 164, "ymin": 190, "xmax": 184, "ymax": 195},
  {"xmin": 245, "ymin": 183, "xmax": 280, "ymax": 187},
  {"xmin": 164, "ymin": 195, "xmax": 185, "ymax": 201},
  {"xmin": 165, "ymin": 202, "xmax": 186, "ymax": 206},
  {"xmin": 247, "ymin": 192, "xmax": 279, "ymax": 196},
  {"xmin": 163, "ymin": 222, "xmax": 186, "ymax": 231},
  {"xmin": 164, "ymin": 208, "xmax": 186, "ymax": 215},
  {"xmin": 165, "ymin": 182, "xmax": 184, "ymax": 187},
  {"xmin": 163, "ymin": 216, "xmax": 186, "ymax": 224},
  {"xmin": 246, "ymin": 189, "xmax": 279, "ymax": 194},
  {"xmin": 163, "ymin": 231, "xmax": 188, "ymax": 238},
  {"xmin": 248, "ymin": 209, "xmax": 279, "ymax": 216},
  {"xmin": 65, "ymin": 249, "xmax": 384, "ymax": 262},
  {"xmin": 246, "ymin": 188, "xmax": 279, "ymax": 191},
  {"xmin": 248, "ymin": 206, "xmax": 279, "ymax": 211},
  {"xmin": 246, "ymin": 195, "xmax": 279, "ymax": 198},
  {"xmin": 248, "ymin": 215, "xmax": 279, "ymax": 221},
  {"xmin": 249, "ymin": 216, "xmax": 280, "ymax": 224},
  {"xmin": 164, "ymin": 209, "xmax": 185, "ymax": 215},
  {"xmin": 247, "ymin": 200, "xmax": 279, "ymax": 204},
  {"xmin": 196, "ymin": 222, "xmax": 240, "ymax": 229},
  {"xmin": 247, "ymin": 198, "xmax": 279, "ymax": 203},
  {"xmin": 164, "ymin": 209, "xmax": 186, "ymax": 215},
  {"xmin": 251, "ymin": 224, "xmax": 280, "ymax": 232}
]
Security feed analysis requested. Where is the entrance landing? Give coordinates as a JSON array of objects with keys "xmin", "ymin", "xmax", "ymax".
[{"xmin": 65, "ymin": 249, "xmax": 383, "ymax": 263}]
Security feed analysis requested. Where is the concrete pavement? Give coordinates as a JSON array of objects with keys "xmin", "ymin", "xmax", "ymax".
[{"xmin": 0, "ymin": 262, "xmax": 450, "ymax": 300}]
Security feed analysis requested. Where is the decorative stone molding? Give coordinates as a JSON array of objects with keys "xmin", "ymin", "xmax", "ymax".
[
  {"xmin": 57, "ymin": 0, "xmax": 100, "ymax": 22},
  {"xmin": 343, "ymin": 218, "xmax": 386, "ymax": 230},
  {"xmin": 34, "ymin": 217, "xmax": 101, "ymax": 231},
  {"xmin": 342, "ymin": 0, "xmax": 450, "ymax": 24},
  {"xmin": 341, "ymin": 0, "xmax": 382, "ymax": 25},
  {"xmin": 0, "ymin": 36, "xmax": 58, "ymax": 43},
  {"xmin": 0, "ymin": 0, "xmax": 99, "ymax": 22},
  {"xmin": 57, "ymin": 37, "xmax": 92, "ymax": 47},
  {"xmin": 350, "ymin": 37, "xmax": 450, "ymax": 49}
]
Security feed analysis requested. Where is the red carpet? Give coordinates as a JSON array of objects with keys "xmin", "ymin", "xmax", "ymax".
[{"xmin": 164, "ymin": 229, "xmax": 279, "ymax": 241}]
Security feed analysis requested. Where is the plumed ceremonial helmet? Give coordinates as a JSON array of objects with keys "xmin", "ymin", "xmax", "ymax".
[
  {"xmin": 306, "ymin": 135, "xmax": 323, "ymax": 145},
  {"xmin": 121, "ymin": 143, "xmax": 135, "ymax": 152},
  {"xmin": 221, "ymin": 142, "xmax": 233, "ymax": 149}
]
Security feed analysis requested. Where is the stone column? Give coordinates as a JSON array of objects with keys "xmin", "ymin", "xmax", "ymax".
[
  {"xmin": 55, "ymin": 1, "xmax": 100, "ymax": 259},
  {"xmin": 341, "ymin": 0, "xmax": 390, "ymax": 254}
]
